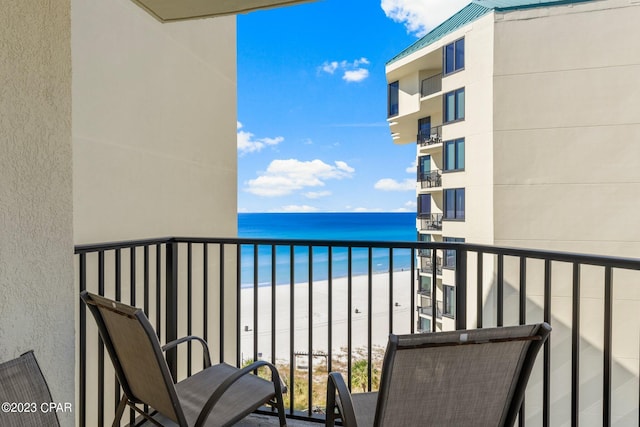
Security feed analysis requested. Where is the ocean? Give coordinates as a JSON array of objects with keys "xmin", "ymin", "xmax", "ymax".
[{"xmin": 237, "ymin": 212, "xmax": 417, "ymax": 286}]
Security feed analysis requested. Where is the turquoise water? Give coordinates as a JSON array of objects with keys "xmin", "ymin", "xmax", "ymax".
[{"xmin": 237, "ymin": 213, "xmax": 416, "ymax": 286}]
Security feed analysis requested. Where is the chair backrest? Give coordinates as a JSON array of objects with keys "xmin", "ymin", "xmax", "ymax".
[
  {"xmin": 81, "ymin": 291, "xmax": 186, "ymax": 425},
  {"xmin": 374, "ymin": 323, "xmax": 551, "ymax": 427},
  {"xmin": 0, "ymin": 351, "xmax": 60, "ymax": 427}
]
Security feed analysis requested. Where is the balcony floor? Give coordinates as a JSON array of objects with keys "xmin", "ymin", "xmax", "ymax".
[{"xmin": 240, "ymin": 413, "xmax": 320, "ymax": 427}]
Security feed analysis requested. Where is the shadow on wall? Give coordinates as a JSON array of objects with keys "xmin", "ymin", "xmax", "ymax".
[{"xmin": 477, "ymin": 256, "xmax": 639, "ymax": 426}]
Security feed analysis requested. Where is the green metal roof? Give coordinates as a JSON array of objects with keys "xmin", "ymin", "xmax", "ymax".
[{"xmin": 387, "ymin": 0, "xmax": 595, "ymax": 65}]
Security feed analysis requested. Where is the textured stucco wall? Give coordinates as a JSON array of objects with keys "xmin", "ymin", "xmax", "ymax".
[{"xmin": 0, "ymin": 1, "xmax": 75, "ymax": 426}]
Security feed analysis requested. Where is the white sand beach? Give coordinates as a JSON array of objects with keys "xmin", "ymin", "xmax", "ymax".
[{"xmin": 238, "ymin": 270, "xmax": 414, "ymax": 363}]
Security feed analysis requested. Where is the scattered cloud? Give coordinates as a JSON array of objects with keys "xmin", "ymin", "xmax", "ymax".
[
  {"xmin": 381, "ymin": 0, "xmax": 469, "ymax": 37},
  {"xmin": 352, "ymin": 207, "xmax": 384, "ymax": 212},
  {"xmin": 245, "ymin": 159, "xmax": 355, "ymax": 197},
  {"xmin": 343, "ymin": 69, "xmax": 369, "ymax": 83},
  {"xmin": 392, "ymin": 200, "xmax": 418, "ymax": 212},
  {"xmin": 374, "ymin": 178, "xmax": 415, "ymax": 192},
  {"xmin": 405, "ymin": 160, "xmax": 417, "ymax": 174},
  {"xmin": 237, "ymin": 122, "xmax": 284, "ymax": 155},
  {"xmin": 279, "ymin": 205, "xmax": 319, "ymax": 212},
  {"xmin": 319, "ymin": 58, "xmax": 371, "ymax": 83},
  {"xmin": 305, "ymin": 191, "xmax": 332, "ymax": 199}
]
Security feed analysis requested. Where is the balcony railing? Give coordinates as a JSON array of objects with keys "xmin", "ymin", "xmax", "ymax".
[
  {"xmin": 417, "ymin": 298, "xmax": 442, "ymax": 319},
  {"xmin": 418, "ymin": 213, "xmax": 443, "ymax": 231},
  {"xmin": 417, "ymin": 169, "xmax": 442, "ymax": 189},
  {"xmin": 420, "ymin": 73, "xmax": 442, "ymax": 98},
  {"xmin": 76, "ymin": 237, "xmax": 640, "ymax": 426},
  {"xmin": 420, "ymin": 254, "xmax": 442, "ymax": 275},
  {"xmin": 417, "ymin": 125, "xmax": 442, "ymax": 147}
]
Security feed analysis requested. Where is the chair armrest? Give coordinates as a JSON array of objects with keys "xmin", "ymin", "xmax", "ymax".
[
  {"xmin": 326, "ymin": 372, "xmax": 358, "ymax": 427},
  {"xmin": 194, "ymin": 360, "xmax": 284, "ymax": 427},
  {"xmin": 162, "ymin": 336, "xmax": 211, "ymax": 368}
]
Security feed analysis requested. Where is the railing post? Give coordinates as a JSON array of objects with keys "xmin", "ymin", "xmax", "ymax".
[
  {"xmin": 165, "ymin": 240, "xmax": 179, "ymax": 380},
  {"xmin": 455, "ymin": 246, "xmax": 467, "ymax": 330}
]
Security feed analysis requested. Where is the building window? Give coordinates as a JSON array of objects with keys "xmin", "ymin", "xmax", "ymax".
[
  {"xmin": 418, "ymin": 317, "xmax": 431, "ymax": 333},
  {"xmin": 444, "ymin": 88, "xmax": 465, "ymax": 123},
  {"xmin": 444, "ymin": 188, "xmax": 465, "ymax": 220},
  {"xmin": 388, "ymin": 81, "xmax": 399, "ymax": 117},
  {"xmin": 443, "ymin": 285, "xmax": 455, "ymax": 317},
  {"xmin": 443, "ymin": 237, "xmax": 464, "ymax": 269},
  {"xmin": 444, "ymin": 38, "xmax": 465, "ymax": 75},
  {"xmin": 418, "ymin": 194, "xmax": 431, "ymax": 217},
  {"xmin": 419, "ymin": 276, "xmax": 432, "ymax": 295},
  {"xmin": 444, "ymin": 138, "xmax": 464, "ymax": 171}
]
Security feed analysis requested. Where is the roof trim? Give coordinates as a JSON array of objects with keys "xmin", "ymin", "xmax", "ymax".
[{"xmin": 387, "ymin": 0, "xmax": 596, "ymax": 66}]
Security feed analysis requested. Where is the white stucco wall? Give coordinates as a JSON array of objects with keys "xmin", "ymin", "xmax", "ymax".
[
  {"xmin": 72, "ymin": 0, "xmax": 238, "ymax": 244},
  {"xmin": 0, "ymin": 1, "xmax": 75, "ymax": 426},
  {"xmin": 493, "ymin": 1, "xmax": 640, "ymax": 425}
]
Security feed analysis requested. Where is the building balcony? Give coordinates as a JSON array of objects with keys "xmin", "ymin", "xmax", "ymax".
[
  {"xmin": 417, "ymin": 125, "xmax": 442, "ymax": 148},
  {"xmin": 420, "ymin": 73, "xmax": 442, "ymax": 98},
  {"xmin": 418, "ymin": 299, "xmax": 443, "ymax": 319},
  {"xmin": 417, "ymin": 169, "xmax": 442, "ymax": 190},
  {"xmin": 76, "ymin": 237, "xmax": 640, "ymax": 426},
  {"xmin": 418, "ymin": 213, "xmax": 443, "ymax": 231},
  {"xmin": 420, "ymin": 254, "xmax": 443, "ymax": 275}
]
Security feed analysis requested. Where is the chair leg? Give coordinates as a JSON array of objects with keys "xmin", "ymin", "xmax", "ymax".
[
  {"xmin": 112, "ymin": 395, "xmax": 128, "ymax": 427},
  {"xmin": 274, "ymin": 394, "xmax": 287, "ymax": 427}
]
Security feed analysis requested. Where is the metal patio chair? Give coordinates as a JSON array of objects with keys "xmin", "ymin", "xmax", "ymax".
[
  {"xmin": 0, "ymin": 350, "xmax": 60, "ymax": 427},
  {"xmin": 326, "ymin": 323, "xmax": 551, "ymax": 427},
  {"xmin": 81, "ymin": 291, "xmax": 287, "ymax": 427}
]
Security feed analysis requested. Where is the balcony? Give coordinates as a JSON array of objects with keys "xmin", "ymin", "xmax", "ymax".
[
  {"xmin": 417, "ymin": 125, "xmax": 443, "ymax": 147},
  {"xmin": 420, "ymin": 73, "xmax": 442, "ymax": 98},
  {"xmin": 420, "ymin": 254, "xmax": 443, "ymax": 275},
  {"xmin": 418, "ymin": 213, "xmax": 443, "ymax": 231},
  {"xmin": 418, "ymin": 298, "xmax": 443, "ymax": 319},
  {"xmin": 76, "ymin": 237, "xmax": 640, "ymax": 426},
  {"xmin": 417, "ymin": 169, "xmax": 442, "ymax": 190}
]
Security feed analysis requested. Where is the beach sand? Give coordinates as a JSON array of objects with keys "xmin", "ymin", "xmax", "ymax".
[{"xmin": 239, "ymin": 270, "xmax": 414, "ymax": 363}]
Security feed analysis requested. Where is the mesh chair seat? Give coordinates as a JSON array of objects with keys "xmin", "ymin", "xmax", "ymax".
[
  {"xmin": 0, "ymin": 351, "xmax": 60, "ymax": 427},
  {"xmin": 81, "ymin": 291, "xmax": 287, "ymax": 427},
  {"xmin": 327, "ymin": 323, "xmax": 551, "ymax": 427}
]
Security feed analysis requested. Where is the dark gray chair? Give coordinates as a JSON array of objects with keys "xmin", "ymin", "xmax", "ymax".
[
  {"xmin": 326, "ymin": 323, "xmax": 551, "ymax": 427},
  {"xmin": 0, "ymin": 351, "xmax": 60, "ymax": 427},
  {"xmin": 81, "ymin": 291, "xmax": 287, "ymax": 427}
]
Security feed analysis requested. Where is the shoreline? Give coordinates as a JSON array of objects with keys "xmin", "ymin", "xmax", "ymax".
[{"xmin": 239, "ymin": 270, "xmax": 414, "ymax": 363}]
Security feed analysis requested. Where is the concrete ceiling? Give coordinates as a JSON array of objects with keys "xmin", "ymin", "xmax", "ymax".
[{"xmin": 132, "ymin": 0, "xmax": 318, "ymax": 22}]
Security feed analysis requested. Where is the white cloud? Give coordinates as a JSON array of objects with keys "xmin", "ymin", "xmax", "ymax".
[
  {"xmin": 305, "ymin": 190, "xmax": 332, "ymax": 199},
  {"xmin": 405, "ymin": 160, "xmax": 417, "ymax": 174},
  {"xmin": 352, "ymin": 207, "xmax": 384, "ymax": 212},
  {"xmin": 279, "ymin": 205, "xmax": 319, "ymax": 212},
  {"xmin": 392, "ymin": 200, "xmax": 418, "ymax": 212},
  {"xmin": 343, "ymin": 69, "xmax": 369, "ymax": 83},
  {"xmin": 245, "ymin": 159, "xmax": 355, "ymax": 197},
  {"xmin": 237, "ymin": 122, "xmax": 284, "ymax": 155},
  {"xmin": 374, "ymin": 178, "xmax": 415, "ymax": 192},
  {"xmin": 319, "ymin": 58, "xmax": 371, "ymax": 83},
  {"xmin": 381, "ymin": 0, "xmax": 469, "ymax": 37}
]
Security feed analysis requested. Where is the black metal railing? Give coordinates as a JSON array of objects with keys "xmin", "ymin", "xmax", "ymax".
[
  {"xmin": 420, "ymin": 254, "xmax": 443, "ymax": 275},
  {"xmin": 418, "ymin": 213, "xmax": 443, "ymax": 231},
  {"xmin": 76, "ymin": 237, "xmax": 640, "ymax": 427},
  {"xmin": 417, "ymin": 298, "xmax": 442, "ymax": 319},
  {"xmin": 417, "ymin": 125, "xmax": 442, "ymax": 147},
  {"xmin": 417, "ymin": 169, "xmax": 442, "ymax": 189},
  {"xmin": 421, "ymin": 73, "xmax": 442, "ymax": 98}
]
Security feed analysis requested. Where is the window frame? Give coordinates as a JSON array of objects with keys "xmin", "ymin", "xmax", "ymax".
[
  {"xmin": 443, "ymin": 285, "xmax": 455, "ymax": 318},
  {"xmin": 443, "ymin": 188, "xmax": 465, "ymax": 221},
  {"xmin": 388, "ymin": 81, "xmax": 399, "ymax": 117},
  {"xmin": 443, "ymin": 88, "xmax": 465, "ymax": 124},
  {"xmin": 443, "ymin": 138, "xmax": 465, "ymax": 172},
  {"xmin": 443, "ymin": 37, "xmax": 465, "ymax": 76}
]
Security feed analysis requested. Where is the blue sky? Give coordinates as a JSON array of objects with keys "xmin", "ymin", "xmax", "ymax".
[{"xmin": 237, "ymin": 0, "xmax": 468, "ymax": 212}]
